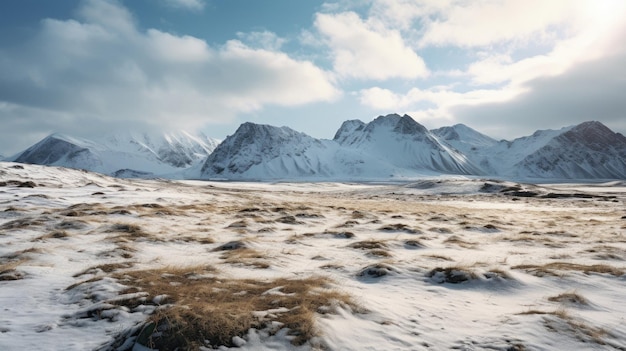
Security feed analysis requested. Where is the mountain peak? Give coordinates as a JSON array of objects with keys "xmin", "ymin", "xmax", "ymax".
[
  {"xmin": 334, "ymin": 120, "xmax": 366, "ymax": 143},
  {"xmin": 200, "ymin": 121, "xmax": 326, "ymax": 178},
  {"xmin": 431, "ymin": 124, "xmax": 497, "ymax": 149},
  {"xmin": 562, "ymin": 121, "xmax": 626, "ymax": 148},
  {"xmin": 230, "ymin": 122, "xmax": 303, "ymax": 145},
  {"xmin": 368, "ymin": 113, "xmax": 427, "ymax": 135}
]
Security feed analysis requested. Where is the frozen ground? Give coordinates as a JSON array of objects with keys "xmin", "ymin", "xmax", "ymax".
[{"xmin": 1, "ymin": 162, "xmax": 625, "ymax": 350}]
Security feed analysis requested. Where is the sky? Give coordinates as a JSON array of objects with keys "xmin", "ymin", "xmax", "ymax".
[{"xmin": 1, "ymin": 0, "xmax": 625, "ymax": 155}]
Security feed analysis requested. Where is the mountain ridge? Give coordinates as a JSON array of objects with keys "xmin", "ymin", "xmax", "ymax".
[
  {"xmin": 5, "ymin": 115, "xmax": 625, "ymax": 181},
  {"xmin": 8, "ymin": 130, "xmax": 220, "ymax": 178}
]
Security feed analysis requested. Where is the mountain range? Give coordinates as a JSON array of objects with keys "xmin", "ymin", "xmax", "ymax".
[
  {"xmin": 4, "ymin": 114, "xmax": 626, "ymax": 181},
  {"xmin": 6, "ymin": 131, "xmax": 219, "ymax": 178}
]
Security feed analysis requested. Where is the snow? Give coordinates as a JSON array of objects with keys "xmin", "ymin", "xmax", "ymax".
[
  {"xmin": 7, "ymin": 130, "xmax": 220, "ymax": 178},
  {"xmin": 199, "ymin": 116, "xmax": 626, "ymax": 181},
  {"xmin": 200, "ymin": 114, "xmax": 483, "ymax": 180},
  {"xmin": 1, "ymin": 162, "xmax": 625, "ymax": 350},
  {"xmin": 4, "ymin": 116, "xmax": 626, "ymax": 181}
]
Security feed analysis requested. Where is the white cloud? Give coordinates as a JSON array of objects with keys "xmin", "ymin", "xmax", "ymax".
[
  {"xmin": 236, "ymin": 31, "xmax": 286, "ymax": 51},
  {"xmin": 465, "ymin": 0, "xmax": 626, "ymax": 85},
  {"xmin": 359, "ymin": 86, "xmax": 523, "ymax": 111},
  {"xmin": 419, "ymin": 0, "xmax": 578, "ymax": 47},
  {"xmin": 368, "ymin": 0, "xmax": 451, "ymax": 30},
  {"xmin": 359, "ymin": 85, "xmax": 524, "ymax": 125},
  {"xmin": 358, "ymin": 87, "xmax": 403, "ymax": 110},
  {"xmin": 355, "ymin": 0, "xmax": 626, "ymax": 137},
  {"xmin": 314, "ymin": 11, "xmax": 428, "ymax": 80},
  {"xmin": 161, "ymin": 0, "xmax": 205, "ymax": 11},
  {"xmin": 0, "ymin": 0, "xmax": 340, "ymax": 152},
  {"xmin": 77, "ymin": 0, "xmax": 136, "ymax": 33},
  {"xmin": 147, "ymin": 30, "xmax": 212, "ymax": 63}
]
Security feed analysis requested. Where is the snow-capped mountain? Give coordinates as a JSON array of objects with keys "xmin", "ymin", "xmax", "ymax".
[
  {"xmin": 9, "ymin": 131, "xmax": 220, "ymax": 177},
  {"xmin": 335, "ymin": 114, "xmax": 483, "ymax": 176},
  {"xmin": 433, "ymin": 121, "xmax": 626, "ymax": 179},
  {"xmin": 100, "ymin": 131, "xmax": 219, "ymax": 168},
  {"xmin": 199, "ymin": 114, "xmax": 484, "ymax": 180},
  {"xmin": 5, "ymin": 115, "xmax": 625, "ymax": 181},
  {"xmin": 513, "ymin": 121, "xmax": 626, "ymax": 179},
  {"xmin": 434, "ymin": 124, "xmax": 573, "ymax": 175},
  {"xmin": 431, "ymin": 124, "xmax": 498, "ymax": 152},
  {"xmin": 200, "ymin": 122, "xmax": 337, "ymax": 179}
]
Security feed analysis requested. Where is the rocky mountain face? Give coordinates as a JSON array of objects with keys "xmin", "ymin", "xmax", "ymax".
[
  {"xmin": 101, "ymin": 131, "xmax": 219, "ymax": 168},
  {"xmin": 514, "ymin": 121, "xmax": 626, "ymax": 179},
  {"xmin": 8, "ymin": 131, "xmax": 220, "ymax": 178},
  {"xmin": 5, "ymin": 116, "xmax": 625, "ymax": 181},
  {"xmin": 333, "ymin": 114, "xmax": 483, "ymax": 176},
  {"xmin": 200, "ymin": 122, "xmax": 335, "ymax": 179},
  {"xmin": 13, "ymin": 134, "xmax": 103, "ymax": 171},
  {"xmin": 431, "ymin": 124, "xmax": 498, "ymax": 151},
  {"xmin": 199, "ymin": 114, "xmax": 484, "ymax": 180}
]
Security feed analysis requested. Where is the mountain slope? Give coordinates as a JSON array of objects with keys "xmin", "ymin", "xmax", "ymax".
[
  {"xmin": 462, "ymin": 127, "xmax": 573, "ymax": 175},
  {"xmin": 13, "ymin": 134, "xmax": 104, "ymax": 171},
  {"xmin": 6, "ymin": 116, "xmax": 625, "ymax": 181},
  {"xmin": 100, "ymin": 131, "xmax": 219, "ymax": 168},
  {"xmin": 10, "ymin": 131, "xmax": 220, "ymax": 177},
  {"xmin": 335, "ymin": 114, "xmax": 483, "ymax": 176},
  {"xmin": 200, "ymin": 114, "xmax": 484, "ymax": 180},
  {"xmin": 200, "ymin": 123, "xmax": 336, "ymax": 179},
  {"xmin": 432, "ymin": 124, "xmax": 498, "ymax": 152},
  {"xmin": 514, "ymin": 121, "xmax": 626, "ymax": 179}
]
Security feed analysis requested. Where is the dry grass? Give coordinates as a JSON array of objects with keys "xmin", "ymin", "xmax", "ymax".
[
  {"xmin": 428, "ymin": 266, "xmax": 513, "ymax": 284},
  {"xmin": 1, "ymin": 247, "xmax": 42, "ymax": 260},
  {"xmin": 423, "ymin": 254, "xmax": 454, "ymax": 261},
  {"xmin": 518, "ymin": 309, "xmax": 610, "ymax": 345},
  {"xmin": 348, "ymin": 240, "xmax": 387, "ymax": 250},
  {"xmin": 106, "ymin": 223, "xmax": 144, "ymax": 234},
  {"xmin": 502, "ymin": 233, "xmax": 556, "ymax": 246},
  {"xmin": 517, "ymin": 308, "xmax": 569, "ymax": 317},
  {"xmin": 55, "ymin": 220, "xmax": 88, "ymax": 230},
  {"xmin": 173, "ymin": 235, "xmax": 215, "ymax": 244},
  {"xmin": 548, "ymin": 292, "xmax": 589, "ymax": 306},
  {"xmin": 220, "ymin": 248, "xmax": 270, "ymax": 269},
  {"xmin": 378, "ymin": 223, "xmax": 420, "ymax": 234},
  {"xmin": 443, "ymin": 235, "xmax": 477, "ymax": 249},
  {"xmin": 227, "ymin": 220, "xmax": 248, "ymax": 228},
  {"xmin": 0, "ymin": 259, "xmax": 28, "ymax": 280},
  {"xmin": 428, "ymin": 266, "xmax": 478, "ymax": 284},
  {"xmin": 583, "ymin": 245, "xmax": 625, "ymax": 261},
  {"xmin": 33, "ymin": 230, "xmax": 70, "ymax": 241},
  {"xmin": 428, "ymin": 227, "xmax": 453, "ymax": 234},
  {"xmin": 73, "ymin": 262, "xmax": 135, "ymax": 278},
  {"xmin": 357, "ymin": 263, "xmax": 398, "ymax": 278},
  {"xmin": 404, "ymin": 239, "xmax": 424, "ymax": 248},
  {"xmin": 0, "ymin": 217, "xmax": 48, "ymax": 230},
  {"xmin": 321, "ymin": 230, "xmax": 355, "ymax": 239},
  {"xmin": 112, "ymin": 267, "xmax": 358, "ymax": 349},
  {"xmin": 105, "ymin": 223, "xmax": 158, "ymax": 242},
  {"xmin": 320, "ymin": 263, "xmax": 344, "ymax": 270},
  {"xmin": 512, "ymin": 262, "xmax": 624, "ymax": 277},
  {"xmin": 368, "ymin": 249, "xmax": 392, "ymax": 258}
]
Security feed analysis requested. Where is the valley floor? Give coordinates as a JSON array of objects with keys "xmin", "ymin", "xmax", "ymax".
[{"xmin": 1, "ymin": 163, "xmax": 625, "ymax": 350}]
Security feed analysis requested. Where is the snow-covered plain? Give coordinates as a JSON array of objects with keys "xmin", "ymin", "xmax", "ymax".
[{"xmin": 1, "ymin": 162, "xmax": 625, "ymax": 350}]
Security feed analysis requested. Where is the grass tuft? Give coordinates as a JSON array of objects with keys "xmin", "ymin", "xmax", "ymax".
[
  {"xmin": 548, "ymin": 292, "xmax": 589, "ymax": 306},
  {"xmin": 512, "ymin": 262, "xmax": 623, "ymax": 277},
  {"xmin": 348, "ymin": 240, "xmax": 387, "ymax": 250},
  {"xmin": 110, "ymin": 268, "xmax": 358, "ymax": 349}
]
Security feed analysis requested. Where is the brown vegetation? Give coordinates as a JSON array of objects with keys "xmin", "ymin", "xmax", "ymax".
[
  {"xmin": 512, "ymin": 262, "xmax": 624, "ymax": 277},
  {"xmin": 111, "ymin": 267, "xmax": 358, "ymax": 349}
]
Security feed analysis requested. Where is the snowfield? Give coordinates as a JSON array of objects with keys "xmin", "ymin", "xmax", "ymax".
[{"xmin": 1, "ymin": 162, "xmax": 625, "ymax": 350}]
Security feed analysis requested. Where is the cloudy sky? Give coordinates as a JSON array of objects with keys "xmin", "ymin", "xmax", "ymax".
[{"xmin": 1, "ymin": 0, "xmax": 625, "ymax": 155}]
